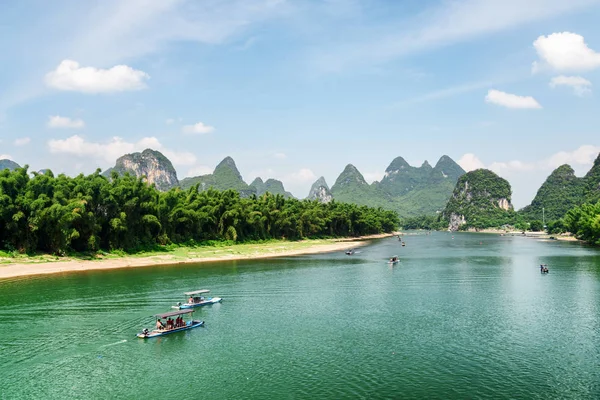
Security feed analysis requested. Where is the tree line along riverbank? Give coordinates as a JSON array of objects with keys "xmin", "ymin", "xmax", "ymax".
[{"xmin": 0, "ymin": 167, "xmax": 399, "ymax": 257}]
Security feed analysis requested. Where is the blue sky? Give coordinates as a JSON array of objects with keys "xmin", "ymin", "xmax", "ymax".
[{"xmin": 2, "ymin": 0, "xmax": 600, "ymax": 207}]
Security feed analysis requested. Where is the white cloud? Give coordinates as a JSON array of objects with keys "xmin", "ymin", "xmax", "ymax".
[
  {"xmin": 274, "ymin": 152, "xmax": 286, "ymax": 159},
  {"xmin": 47, "ymin": 115, "xmax": 86, "ymax": 129},
  {"xmin": 182, "ymin": 122, "xmax": 215, "ymax": 135},
  {"xmin": 393, "ymin": 81, "xmax": 494, "ymax": 106},
  {"xmin": 313, "ymin": 0, "xmax": 597, "ymax": 72},
  {"xmin": 0, "ymin": 154, "xmax": 12, "ymax": 160},
  {"xmin": 362, "ymin": 171, "xmax": 383, "ymax": 183},
  {"xmin": 489, "ymin": 160, "xmax": 537, "ymax": 172},
  {"xmin": 45, "ymin": 60, "xmax": 149, "ymax": 93},
  {"xmin": 533, "ymin": 32, "xmax": 600, "ymax": 73},
  {"xmin": 14, "ymin": 137, "xmax": 31, "ymax": 146},
  {"xmin": 485, "ymin": 89, "xmax": 542, "ymax": 109},
  {"xmin": 286, "ymin": 168, "xmax": 316, "ymax": 183},
  {"xmin": 47, "ymin": 135, "xmax": 196, "ymax": 166},
  {"xmin": 549, "ymin": 75, "xmax": 592, "ymax": 96},
  {"xmin": 465, "ymin": 145, "xmax": 600, "ymax": 175},
  {"xmin": 457, "ymin": 153, "xmax": 486, "ymax": 172},
  {"xmin": 545, "ymin": 144, "xmax": 600, "ymax": 168}
]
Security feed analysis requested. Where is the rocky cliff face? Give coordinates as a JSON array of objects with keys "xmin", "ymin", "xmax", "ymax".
[
  {"xmin": 0, "ymin": 159, "xmax": 20, "ymax": 171},
  {"xmin": 307, "ymin": 177, "xmax": 333, "ymax": 203},
  {"xmin": 103, "ymin": 149, "xmax": 178, "ymax": 191},
  {"xmin": 443, "ymin": 169, "xmax": 513, "ymax": 231}
]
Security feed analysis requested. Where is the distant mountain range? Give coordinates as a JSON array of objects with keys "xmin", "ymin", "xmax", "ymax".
[
  {"xmin": 5, "ymin": 150, "xmax": 599, "ymax": 224},
  {"xmin": 0, "ymin": 151, "xmax": 466, "ymax": 218},
  {"xmin": 0, "ymin": 159, "xmax": 20, "ymax": 171},
  {"xmin": 330, "ymin": 155, "xmax": 466, "ymax": 216}
]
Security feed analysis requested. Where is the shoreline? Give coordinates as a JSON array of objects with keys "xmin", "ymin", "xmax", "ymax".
[
  {"xmin": 0, "ymin": 232, "xmax": 397, "ymax": 280},
  {"xmin": 459, "ymin": 228, "xmax": 580, "ymax": 242}
]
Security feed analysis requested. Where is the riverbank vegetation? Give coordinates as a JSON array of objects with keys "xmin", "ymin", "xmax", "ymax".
[{"xmin": 0, "ymin": 167, "xmax": 398, "ymax": 255}]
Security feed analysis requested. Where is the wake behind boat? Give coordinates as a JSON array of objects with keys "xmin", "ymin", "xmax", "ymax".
[
  {"xmin": 137, "ymin": 309, "xmax": 204, "ymax": 339},
  {"xmin": 173, "ymin": 289, "xmax": 223, "ymax": 310}
]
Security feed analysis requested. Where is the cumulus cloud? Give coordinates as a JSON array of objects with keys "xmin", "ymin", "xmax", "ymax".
[
  {"xmin": 546, "ymin": 144, "xmax": 600, "ymax": 168},
  {"xmin": 362, "ymin": 171, "xmax": 384, "ymax": 183},
  {"xmin": 47, "ymin": 135, "xmax": 196, "ymax": 166},
  {"xmin": 47, "ymin": 115, "xmax": 85, "ymax": 129},
  {"xmin": 457, "ymin": 153, "xmax": 486, "ymax": 172},
  {"xmin": 182, "ymin": 122, "xmax": 215, "ymax": 135},
  {"xmin": 459, "ymin": 145, "xmax": 600, "ymax": 174},
  {"xmin": 286, "ymin": 168, "xmax": 316, "ymax": 183},
  {"xmin": 45, "ymin": 60, "xmax": 149, "ymax": 93},
  {"xmin": 485, "ymin": 89, "xmax": 542, "ymax": 109},
  {"xmin": 14, "ymin": 137, "xmax": 31, "ymax": 146},
  {"xmin": 549, "ymin": 75, "xmax": 592, "ymax": 96},
  {"xmin": 533, "ymin": 32, "xmax": 600, "ymax": 72}
]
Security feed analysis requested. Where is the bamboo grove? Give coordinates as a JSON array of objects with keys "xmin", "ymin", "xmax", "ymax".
[{"xmin": 0, "ymin": 167, "xmax": 399, "ymax": 254}]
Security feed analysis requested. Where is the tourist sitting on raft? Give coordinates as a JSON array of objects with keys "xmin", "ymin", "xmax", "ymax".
[
  {"xmin": 540, "ymin": 264, "xmax": 549, "ymax": 273},
  {"xmin": 156, "ymin": 319, "xmax": 165, "ymax": 330}
]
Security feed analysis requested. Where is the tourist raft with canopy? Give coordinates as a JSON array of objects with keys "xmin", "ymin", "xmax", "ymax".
[
  {"xmin": 137, "ymin": 309, "xmax": 204, "ymax": 339},
  {"xmin": 173, "ymin": 289, "xmax": 223, "ymax": 310}
]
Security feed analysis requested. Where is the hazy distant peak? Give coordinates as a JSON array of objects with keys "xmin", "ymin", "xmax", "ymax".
[{"xmin": 385, "ymin": 156, "xmax": 410, "ymax": 173}]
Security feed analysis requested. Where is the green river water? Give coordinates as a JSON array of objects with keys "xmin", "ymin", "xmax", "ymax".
[{"xmin": 0, "ymin": 232, "xmax": 599, "ymax": 399}]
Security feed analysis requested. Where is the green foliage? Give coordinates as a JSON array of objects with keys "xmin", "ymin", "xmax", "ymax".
[
  {"xmin": 400, "ymin": 214, "xmax": 446, "ymax": 230},
  {"xmin": 330, "ymin": 156, "xmax": 465, "ymax": 218},
  {"xmin": 0, "ymin": 167, "xmax": 398, "ymax": 255},
  {"xmin": 519, "ymin": 165, "xmax": 585, "ymax": 221},
  {"xmin": 583, "ymin": 153, "xmax": 600, "ymax": 203},
  {"xmin": 529, "ymin": 220, "xmax": 544, "ymax": 232},
  {"xmin": 546, "ymin": 219, "xmax": 566, "ymax": 234},
  {"xmin": 442, "ymin": 169, "xmax": 514, "ymax": 229},
  {"xmin": 564, "ymin": 201, "xmax": 600, "ymax": 245},
  {"xmin": 180, "ymin": 156, "xmax": 256, "ymax": 197}
]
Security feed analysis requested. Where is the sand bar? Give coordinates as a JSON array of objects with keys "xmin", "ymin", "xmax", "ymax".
[{"xmin": 0, "ymin": 232, "xmax": 398, "ymax": 280}]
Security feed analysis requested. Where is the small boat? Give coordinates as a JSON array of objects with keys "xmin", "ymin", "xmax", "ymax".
[
  {"xmin": 401, "ymin": 241, "xmax": 406, "ymax": 247},
  {"xmin": 137, "ymin": 309, "xmax": 204, "ymax": 339},
  {"xmin": 388, "ymin": 255, "xmax": 399, "ymax": 264},
  {"xmin": 174, "ymin": 289, "xmax": 223, "ymax": 310},
  {"xmin": 345, "ymin": 249, "xmax": 355, "ymax": 255},
  {"xmin": 540, "ymin": 264, "xmax": 549, "ymax": 273}
]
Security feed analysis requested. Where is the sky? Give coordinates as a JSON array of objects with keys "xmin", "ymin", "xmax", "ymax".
[{"xmin": 2, "ymin": 0, "xmax": 600, "ymax": 208}]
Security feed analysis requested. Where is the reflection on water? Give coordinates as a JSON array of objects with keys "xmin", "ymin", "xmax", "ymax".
[{"xmin": 0, "ymin": 232, "xmax": 599, "ymax": 399}]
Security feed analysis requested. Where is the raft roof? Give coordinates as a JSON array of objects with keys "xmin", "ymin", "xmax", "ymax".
[
  {"xmin": 184, "ymin": 289, "xmax": 210, "ymax": 296},
  {"xmin": 155, "ymin": 309, "xmax": 194, "ymax": 318}
]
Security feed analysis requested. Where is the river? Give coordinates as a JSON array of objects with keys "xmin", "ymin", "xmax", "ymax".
[{"xmin": 0, "ymin": 232, "xmax": 599, "ymax": 399}]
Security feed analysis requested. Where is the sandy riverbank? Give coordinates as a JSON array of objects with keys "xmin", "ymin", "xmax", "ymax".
[
  {"xmin": 464, "ymin": 228, "xmax": 579, "ymax": 242},
  {"xmin": 0, "ymin": 232, "xmax": 398, "ymax": 280}
]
